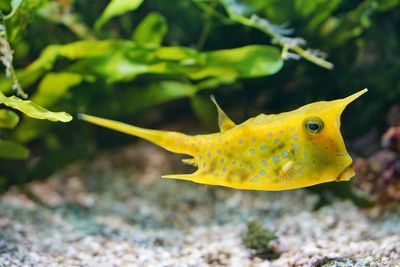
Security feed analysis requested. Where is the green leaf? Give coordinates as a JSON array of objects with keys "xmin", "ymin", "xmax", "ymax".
[
  {"xmin": 294, "ymin": 0, "xmax": 342, "ymax": 30},
  {"xmin": 12, "ymin": 72, "xmax": 83, "ymax": 143},
  {"xmin": 190, "ymin": 45, "xmax": 283, "ymax": 80},
  {"xmin": 3, "ymin": 39, "xmax": 282, "ymax": 89},
  {"xmin": 95, "ymin": 0, "xmax": 144, "ymax": 31},
  {"xmin": 190, "ymin": 94, "xmax": 217, "ymax": 130},
  {"xmin": 152, "ymin": 46, "xmax": 199, "ymax": 61},
  {"xmin": 0, "ymin": 91, "xmax": 72, "ymax": 122},
  {"xmin": 110, "ymin": 81, "xmax": 197, "ymax": 114},
  {"xmin": 0, "ymin": 109, "xmax": 19, "ymax": 129},
  {"xmin": 319, "ymin": 0, "xmax": 378, "ymax": 47},
  {"xmin": 0, "ymin": 139, "xmax": 29, "ymax": 159},
  {"xmin": 58, "ymin": 40, "xmax": 122, "ymax": 59},
  {"xmin": 378, "ymin": 0, "xmax": 400, "ymax": 11},
  {"xmin": 89, "ymin": 51, "xmax": 150, "ymax": 82},
  {"xmin": 64, "ymin": 40, "xmax": 282, "ymax": 83},
  {"xmin": 36, "ymin": 2, "xmax": 94, "ymax": 39},
  {"xmin": 31, "ymin": 72, "xmax": 83, "ymax": 106},
  {"xmin": 132, "ymin": 12, "xmax": 168, "ymax": 45},
  {"xmin": 12, "ymin": 118, "xmax": 52, "ymax": 144},
  {"xmin": 294, "ymin": 0, "xmax": 322, "ymax": 17}
]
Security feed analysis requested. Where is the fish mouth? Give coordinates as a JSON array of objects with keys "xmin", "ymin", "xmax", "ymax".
[{"xmin": 336, "ymin": 163, "xmax": 355, "ymax": 181}]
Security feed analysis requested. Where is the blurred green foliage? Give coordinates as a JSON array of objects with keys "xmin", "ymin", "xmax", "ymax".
[{"xmin": 0, "ymin": 0, "xmax": 399, "ymax": 190}]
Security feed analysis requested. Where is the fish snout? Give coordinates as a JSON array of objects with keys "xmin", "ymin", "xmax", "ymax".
[
  {"xmin": 335, "ymin": 152, "xmax": 355, "ymax": 181},
  {"xmin": 336, "ymin": 163, "xmax": 355, "ymax": 181}
]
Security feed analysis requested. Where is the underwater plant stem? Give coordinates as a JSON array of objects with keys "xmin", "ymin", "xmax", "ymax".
[
  {"xmin": 194, "ymin": 0, "xmax": 334, "ymax": 70},
  {"xmin": 192, "ymin": 1, "xmax": 231, "ymax": 24},
  {"xmin": 227, "ymin": 7, "xmax": 334, "ymax": 70},
  {"xmin": 197, "ymin": 0, "xmax": 218, "ymax": 50},
  {"xmin": 0, "ymin": 12, "xmax": 28, "ymax": 99},
  {"xmin": 291, "ymin": 46, "xmax": 333, "ymax": 69},
  {"xmin": 3, "ymin": 7, "xmax": 18, "ymax": 20},
  {"xmin": 7, "ymin": 61, "xmax": 27, "ymax": 99}
]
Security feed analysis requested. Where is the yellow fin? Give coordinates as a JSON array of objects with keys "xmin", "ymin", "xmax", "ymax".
[
  {"xmin": 162, "ymin": 173, "xmax": 217, "ymax": 187},
  {"xmin": 210, "ymin": 95, "xmax": 236, "ymax": 132},
  {"xmin": 182, "ymin": 158, "xmax": 197, "ymax": 166},
  {"xmin": 162, "ymin": 174, "xmax": 195, "ymax": 181},
  {"xmin": 278, "ymin": 161, "xmax": 296, "ymax": 179}
]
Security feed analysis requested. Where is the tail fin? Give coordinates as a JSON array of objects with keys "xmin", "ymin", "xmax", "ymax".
[{"xmin": 78, "ymin": 114, "xmax": 195, "ymax": 155}]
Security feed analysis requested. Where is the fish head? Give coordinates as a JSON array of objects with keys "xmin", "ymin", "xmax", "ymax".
[{"xmin": 288, "ymin": 89, "xmax": 367, "ymax": 187}]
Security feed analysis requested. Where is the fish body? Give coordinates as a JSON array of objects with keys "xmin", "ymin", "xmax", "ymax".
[{"xmin": 79, "ymin": 89, "xmax": 367, "ymax": 191}]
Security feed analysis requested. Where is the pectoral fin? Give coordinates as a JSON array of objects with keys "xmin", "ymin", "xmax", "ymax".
[
  {"xmin": 182, "ymin": 158, "xmax": 197, "ymax": 166},
  {"xmin": 210, "ymin": 95, "xmax": 236, "ymax": 132}
]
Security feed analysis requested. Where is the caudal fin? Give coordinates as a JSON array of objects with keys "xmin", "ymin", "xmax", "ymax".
[{"xmin": 78, "ymin": 114, "xmax": 196, "ymax": 155}]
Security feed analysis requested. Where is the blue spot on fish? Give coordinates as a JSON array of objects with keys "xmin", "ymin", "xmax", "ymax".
[
  {"xmin": 261, "ymin": 160, "xmax": 267, "ymax": 166},
  {"xmin": 260, "ymin": 170, "xmax": 266, "ymax": 175},
  {"xmin": 273, "ymin": 156, "xmax": 279, "ymax": 163},
  {"xmin": 282, "ymin": 151, "xmax": 289, "ymax": 158},
  {"xmin": 260, "ymin": 145, "xmax": 267, "ymax": 150}
]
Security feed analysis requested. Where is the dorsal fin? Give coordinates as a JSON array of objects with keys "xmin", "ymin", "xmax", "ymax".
[{"xmin": 210, "ymin": 95, "xmax": 236, "ymax": 132}]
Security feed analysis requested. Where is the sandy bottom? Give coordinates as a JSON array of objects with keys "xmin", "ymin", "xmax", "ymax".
[{"xmin": 1, "ymin": 143, "xmax": 399, "ymax": 267}]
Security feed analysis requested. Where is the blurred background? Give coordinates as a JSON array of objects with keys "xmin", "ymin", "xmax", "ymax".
[{"xmin": 1, "ymin": 1, "xmax": 400, "ymax": 265}]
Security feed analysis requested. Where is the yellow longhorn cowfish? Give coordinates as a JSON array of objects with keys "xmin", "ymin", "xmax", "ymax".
[{"xmin": 78, "ymin": 89, "xmax": 367, "ymax": 191}]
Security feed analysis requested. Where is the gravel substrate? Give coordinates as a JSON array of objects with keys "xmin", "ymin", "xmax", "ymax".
[{"xmin": 0, "ymin": 143, "xmax": 399, "ymax": 267}]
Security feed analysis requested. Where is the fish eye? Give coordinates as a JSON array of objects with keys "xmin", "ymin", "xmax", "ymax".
[{"xmin": 303, "ymin": 117, "xmax": 324, "ymax": 134}]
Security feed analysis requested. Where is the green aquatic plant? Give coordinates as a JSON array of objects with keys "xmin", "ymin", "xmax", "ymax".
[
  {"xmin": 0, "ymin": 0, "xmax": 72, "ymax": 163},
  {"xmin": 315, "ymin": 257, "xmax": 359, "ymax": 267},
  {"xmin": 193, "ymin": 0, "xmax": 334, "ymax": 69},
  {"xmin": 243, "ymin": 219, "xmax": 280, "ymax": 260}
]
